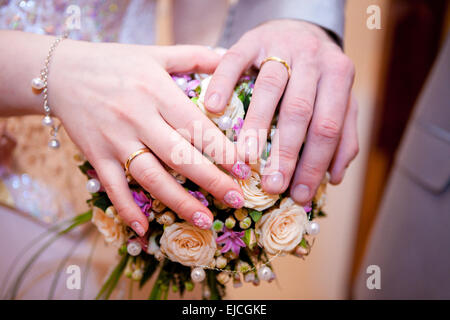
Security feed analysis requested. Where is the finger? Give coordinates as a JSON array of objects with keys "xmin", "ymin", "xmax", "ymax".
[
  {"xmin": 93, "ymin": 159, "xmax": 149, "ymax": 237},
  {"xmin": 237, "ymin": 56, "xmax": 290, "ymax": 163},
  {"xmin": 138, "ymin": 118, "xmax": 245, "ymax": 209},
  {"xmin": 328, "ymin": 94, "xmax": 359, "ymax": 184},
  {"xmin": 291, "ymin": 55, "xmax": 355, "ymax": 204},
  {"xmin": 154, "ymin": 45, "xmax": 221, "ymax": 74},
  {"xmin": 261, "ymin": 65, "xmax": 319, "ymax": 194},
  {"xmin": 158, "ymin": 78, "xmax": 251, "ymax": 179},
  {"xmin": 125, "ymin": 150, "xmax": 216, "ymax": 229},
  {"xmin": 204, "ymin": 39, "xmax": 258, "ymax": 113}
]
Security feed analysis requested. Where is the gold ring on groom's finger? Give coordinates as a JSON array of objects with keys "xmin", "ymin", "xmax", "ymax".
[
  {"xmin": 125, "ymin": 147, "xmax": 151, "ymax": 177},
  {"xmin": 259, "ymin": 56, "xmax": 291, "ymax": 78}
]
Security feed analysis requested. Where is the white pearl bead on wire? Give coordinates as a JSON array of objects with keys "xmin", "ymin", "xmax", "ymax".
[
  {"xmin": 217, "ymin": 115, "xmax": 233, "ymax": 130},
  {"xmin": 127, "ymin": 242, "xmax": 142, "ymax": 256},
  {"xmin": 191, "ymin": 267, "xmax": 206, "ymax": 282},
  {"xmin": 257, "ymin": 265, "xmax": 272, "ymax": 282},
  {"xmin": 306, "ymin": 221, "xmax": 320, "ymax": 235},
  {"xmin": 31, "ymin": 77, "xmax": 45, "ymax": 90},
  {"xmin": 86, "ymin": 178, "xmax": 101, "ymax": 193}
]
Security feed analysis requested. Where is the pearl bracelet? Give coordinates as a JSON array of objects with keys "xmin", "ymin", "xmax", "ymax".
[{"xmin": 31, "ymin": 31, "xmax": 69, "ymax": 149}]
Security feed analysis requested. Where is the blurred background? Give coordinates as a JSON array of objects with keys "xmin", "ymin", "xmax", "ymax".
[{"xmin": 0, "ymin": 0, "xmax": 449, "ymax": 299}]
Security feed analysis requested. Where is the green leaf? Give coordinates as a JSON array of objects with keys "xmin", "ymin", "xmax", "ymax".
[
  {"xmin": 299, "ymin": 238, "xmax": 308, "ymax": 249},
  {"xmin": 249, "ymin": 210, "xmax": 262, "ymax": 223},
  {"xmin": 78, "ymin": 161, "xmax": 93, "ymax": 175},
  {"xmin": 91, "ymin": 193, "xmax": 112, "ymax": 211},
  {"xmin": 243, "ymin": 229, "xmax": 256, "ymax": 249},
  {"xmin": 190, "ymin": 96, "xmax": 199, "ymax": 104},
  {"xmin": 206, "ymin": 270, "xmax": 222, "ymax": 300}
]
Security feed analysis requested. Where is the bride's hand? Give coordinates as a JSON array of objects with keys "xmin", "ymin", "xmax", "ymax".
[{"xmin": 49, "ymin": 41, "xmax": 249, "ymax": 235}]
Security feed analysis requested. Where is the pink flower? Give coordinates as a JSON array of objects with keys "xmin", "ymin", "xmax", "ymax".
[
  {"xmin": 186, "ymin": 79, "xmax": 200, "ymax": 97},
  {"xmin": 132, "ymin": 191, "xmax": 152, "ymax": 217},
  {"xmin": 232, "ymin": 118, "xmax": 244, "ymax": 139},
  {"xmin": 216, "ymin": 228, "xmax": 246, "ymax": 256},
  {"xmin": 303, "ymin": 202, "xmax": 312, "ymax": 213},
  {"xmin": 188, "ymin": 190, "xmax": 209, "ymax": 207}
]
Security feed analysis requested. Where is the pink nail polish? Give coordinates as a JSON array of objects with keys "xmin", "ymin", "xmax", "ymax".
[
  {"xmin": 131, "ymin": 221, "xmax": 145, "ymax": 237},
  {"xmin": 224, "ymin": 190, "xmax": 244, "ymax": 208},
  {"xmin": 232, "ymin": 161, "xmax": 251, "ymax": 180},
  {"xmin": 192, "ymin": 211, "xmax": 212, "ymax": 229}
]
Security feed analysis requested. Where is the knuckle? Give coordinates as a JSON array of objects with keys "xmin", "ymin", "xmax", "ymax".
[
  {"xmin": 203, "ymin": 174, "xmax": 223, "ymax": 195},
  {"xmin": 300, "ymin": 162, "xmax": 322, "ymax": 180},
  {"xmin": 245, "ymin": 110, "xmax": 267, "ymax": 126},
  {"xmin": 102, "ymin": 181, "xmax": 121, "ymax": 198},
  {"xmin": 223, "ymin": 49, "xmax": 246, "ymax": 65},
  {"xmin": 257, "ymin": 73, "xmax": 285, "ymax": 94},
  {"xmin": 277, "ymin": 144, "xmax": 299, "ymax": 163},
  {"xmin": 284, "ymin": 96, "xmax": 313, "ymax": 123},
  {"xmin": 172, "ymin": 197, "xmax": 191, "ymax": 218},
  {"xmin": 312, "ymin": 118, "xmax": 341, "ymax": 142},
  {"xmin": 140, "ymin": 167, "xmax": 164, "ymax": 187},
  {"xmin": 327, "ymin": 53, "xmax": 355, "ymax": 78}
]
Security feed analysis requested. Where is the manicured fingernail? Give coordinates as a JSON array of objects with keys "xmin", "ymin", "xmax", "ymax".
[
  {"xmin": 292, "ymin": 184, "xmax": 310, "ymax": 203},
  {"xmin": 192, "ymin": 211, "xmax": 212, "ymax": 229},
  {"xmin": 131, "ymin": 221, "xmax": 145, "ymax": 237},
  {"xmin": 265, "ymin": 171, "xmax": 284, "ymax": 191},
  {"xmin": 206, "ymin": 93, "xmax": 220, "ymax": 111},
  {"xmin": 232, "ymin": 161, "xmax": 251, "ymax": 180},
  {"xmin": 224, "ymin": 190, "xmax": 244, "ymax": 208}
]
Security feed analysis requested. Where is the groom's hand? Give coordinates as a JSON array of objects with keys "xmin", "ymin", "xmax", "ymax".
[{"xmin": 204, "ymin": 20, "xmax": 358, "ymax": 205}]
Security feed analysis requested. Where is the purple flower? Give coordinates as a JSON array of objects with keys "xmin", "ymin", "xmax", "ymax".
[
  {"xmin": 304, "ymin": 202, "xmax": 312, "ymax": 213},
  {"xmin": 186, "ymin": 79, "xmax": 200, "ymax": 97},
  {"xmin": 132, "ymin": 191, "xmax": 152, "ymax": 217},
  {"xmin": 188, "ymin": 190, "xmax": 209, "ymax": 207},
  {"xmin": 216, "ymin": 228, "xmax": 246, "ymax": 256},
  {"xmin": 232, "ymin": 118, "xmax": 244, "ymax": 140}
]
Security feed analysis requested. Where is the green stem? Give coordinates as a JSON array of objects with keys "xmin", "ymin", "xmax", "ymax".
[{"xmin": 96, "ymin": 253, "xmax": 129, "ymax": 300}]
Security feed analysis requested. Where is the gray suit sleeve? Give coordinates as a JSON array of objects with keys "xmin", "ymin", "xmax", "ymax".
[{"xmin": 218, "ymin": 0, "xmax": 346, "ymax": 48}]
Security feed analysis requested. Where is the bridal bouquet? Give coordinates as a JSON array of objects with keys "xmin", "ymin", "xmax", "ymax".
[{"xmin": 79, "ymin": 72, "xmax": 328, "ymax": 300}]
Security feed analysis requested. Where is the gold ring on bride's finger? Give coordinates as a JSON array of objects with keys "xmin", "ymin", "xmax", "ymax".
[
  {"xmin": 259, "ymin": 56, "xmax": 291, "ymax": 78},
  {"xmin": 125, "ymin": 147, "xmax": 151, "ymax": 177}
]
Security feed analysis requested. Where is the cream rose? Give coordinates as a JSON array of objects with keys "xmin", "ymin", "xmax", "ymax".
[
  {"xmin": 236, "ymin": 170, "xmax": 279, "ymax": 211},
  {"xmin": 159, "ymin": 222, "xmax": 216, "ymax": 267},
  {"xmin": 255, "ymin": 198, "xmax": 308, "ymax": 255},
  {"xmin": 91, "ymin": 207, "xmax": 127, "ymax": 247},
  {"xmin": 197, "ymin": 76, "xmax": 245, "ymax": 132}
]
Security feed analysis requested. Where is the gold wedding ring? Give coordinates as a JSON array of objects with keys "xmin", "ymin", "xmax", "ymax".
[
  {"xmin": 259, "ymin": 56, "xmax": 291, "ymax": 78},
  {"xmin": 125, "ymin": 147, "xmax": 151, "ymax": 177}
]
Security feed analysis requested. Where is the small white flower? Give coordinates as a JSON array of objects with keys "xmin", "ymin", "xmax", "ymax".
[{"xmin": 197, "ymin": 76, "xmax": 245, "ymax": 137}]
